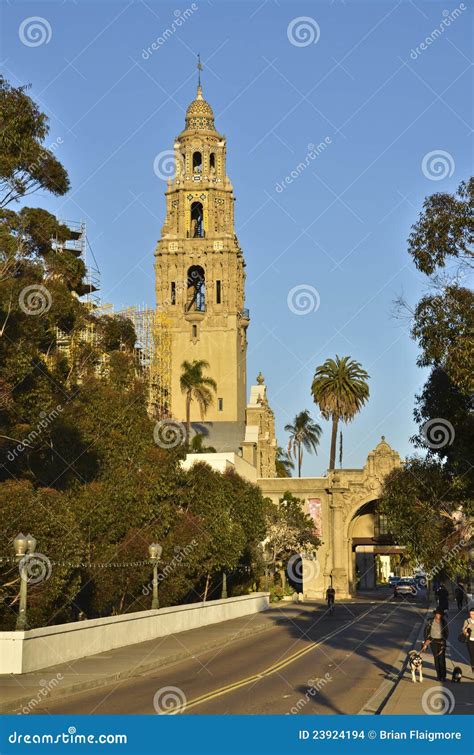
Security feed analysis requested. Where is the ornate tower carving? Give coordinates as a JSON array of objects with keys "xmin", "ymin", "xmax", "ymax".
[{"xmin": 154, "ymin": 80, "xmax": 249, "ymax": 428}]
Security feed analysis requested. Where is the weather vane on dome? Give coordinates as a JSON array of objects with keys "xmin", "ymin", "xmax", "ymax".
[{"xmin": 197, "ymin": 53, "xmax": 203, "ymax": 87}]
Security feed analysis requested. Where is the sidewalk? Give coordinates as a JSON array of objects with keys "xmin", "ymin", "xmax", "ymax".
[
  {"xmin": 0, "ymin": 602, "xmax": 301, "ymax": 714},
  {"xmin": 384, "ymin": 607, "xmax": 473, "ymax": 714}
]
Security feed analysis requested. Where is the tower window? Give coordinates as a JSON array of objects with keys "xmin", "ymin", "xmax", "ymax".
[
  {"xmin": 216, "ymin": 280, "xmax": 221, "ymax": 304},
  {"xmin": 186, "ymin": 265, "xmax": 205, "ymax": 312},
  {"xmin": 210, "ymin": 152, "xmax": 216, "ymax": 172},
  {"xmin": 218, "ymin": 398, "xmax": 223, "ymax": 411},
  {"xmin": 171, "ymin": 281, "xmax": 176, "ymax": 305},
  {"xmin": 192, "ymin": 151, "xmax": 202, "ymax": 174},
  {"xmin": 190, "ymin": 201, "xmax": 204, "ymax": 238},
  {"xmin": 192, "ymin": 324, "xmax": 198, "ymax": 338}
]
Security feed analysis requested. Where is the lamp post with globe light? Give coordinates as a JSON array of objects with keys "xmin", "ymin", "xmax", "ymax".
[
  {"xmin": 148, "ymin": 543, "xmax": 163, "ymax": 610},
  {"xmin": 13, "ymin": 533, "xmax": 37, "ymax": 631}
]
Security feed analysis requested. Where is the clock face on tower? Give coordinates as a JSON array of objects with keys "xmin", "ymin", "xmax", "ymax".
[{"xmin": 154, "ymin": 80, "xmax": 249, "ymax": 428}]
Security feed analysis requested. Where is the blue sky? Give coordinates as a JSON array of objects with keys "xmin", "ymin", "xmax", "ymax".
[{"xmin": 1, "ymin": 0, "xmax": 472, "ymax": 474}]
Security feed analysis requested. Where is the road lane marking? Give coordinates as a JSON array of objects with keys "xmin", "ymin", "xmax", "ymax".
[{"xmin": 163, "ymin": 601, "xmax": 390, "ymax": 713}]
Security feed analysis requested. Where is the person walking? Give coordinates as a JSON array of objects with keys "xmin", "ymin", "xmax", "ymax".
[
  {"xmin": 326, "ymin": 585, "xmax": 336, "ymax": 614},
  {"xmin": 422, "ymin": 609, "xmax": 449, "ymax": 681},
  {"xmin": 454, "ymin": 583, "xmax": 465, "ymax": 611},
  {"xmin": 436, "ymin": 583, "xmax": 449, "ymax": 612},
  {"xmin": 461, "ymin": 607, "xmax": 474, "ymax": 674}
]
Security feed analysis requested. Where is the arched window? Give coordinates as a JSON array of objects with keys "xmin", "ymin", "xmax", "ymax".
[
  {"xmin": 209, "ymin": 152, "xmax": 216, "ymax": 173},
  {"xmin": 192, "ymin": 151, "xmax": 202, "ymax": 174},
  {"xmin": 190, "ymin": 201, "xmax": 204, "ymax": 238},
  {"xmin": 186, "ymin": 265, "xmax": 205, "ymax": 312}
]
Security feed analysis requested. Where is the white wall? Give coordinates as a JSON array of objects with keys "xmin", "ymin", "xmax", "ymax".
[{"xmin": 0, "ymin": 593, "xmax": 269, "ymax": 675}]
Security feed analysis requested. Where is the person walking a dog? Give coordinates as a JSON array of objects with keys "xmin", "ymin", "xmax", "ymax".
[
  {"xmin": 461, "ymin": 607, "xmax": 474, "ymax": 673},
  {"xmin": 422, "ymin": 609, "xmax": 449, "ymax": 681}
]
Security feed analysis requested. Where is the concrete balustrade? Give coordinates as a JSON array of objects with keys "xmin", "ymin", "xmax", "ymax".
[{"xmin": 0, "ymin": 592, "xmax": 269, "ymax": 675}]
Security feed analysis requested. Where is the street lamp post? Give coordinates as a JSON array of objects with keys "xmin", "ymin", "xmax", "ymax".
[
  {"xmin": 259, "ymin": 540, "xmax": 272, "ymax": 593},
  {"xmin": 148, "ymin": 543, "xmax": 163, "ymax": 610},
  {"xmin": 13, "ymin": 533, "xmax": 36, "ymax": 631},
  {"xmin": 221, "ymin": 570, "xmax": 228, "ymax": 599}
]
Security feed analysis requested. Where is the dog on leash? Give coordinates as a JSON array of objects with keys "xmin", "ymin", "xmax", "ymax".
[
  {"xmin": 452, "ymin": 666, "xmax": 462, "ymax": 683},
  {"xmin": 408, "ymin": 650, "xmax": 423, "ymax": 683}
]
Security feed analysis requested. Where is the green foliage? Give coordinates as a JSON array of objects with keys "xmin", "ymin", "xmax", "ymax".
[
  {"xmin": 408, "ymin": 178, "xmax": 473, "ymax": 275},
  {"xmin": 411, "ymin": 284, "xmax": 473, "ymax": 394},
  {"xmin": 0, "ymin": 75, "xmax": 69, "ymax": 207},
  {"xmin": 0, "ymin": 480, "xmax": 84, "ymax": 629},
  {"xmin": 378, "ymin": 459, "xmax": 470, "ymax": 579}
]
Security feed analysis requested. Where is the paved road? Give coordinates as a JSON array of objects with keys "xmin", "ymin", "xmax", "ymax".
[{"xmin": 34, "ymin": 595, "xmax": 425, "ymax": 715}]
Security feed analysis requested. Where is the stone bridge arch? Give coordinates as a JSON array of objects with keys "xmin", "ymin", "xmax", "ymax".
[{"xmin": 258, "ymin": 437, "xmax": 402, "ymax": 599}]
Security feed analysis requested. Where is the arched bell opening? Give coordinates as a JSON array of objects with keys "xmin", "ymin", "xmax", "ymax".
[{"xmin": 186, "ymin": 265, "xmax": 206, "ymax": 312}]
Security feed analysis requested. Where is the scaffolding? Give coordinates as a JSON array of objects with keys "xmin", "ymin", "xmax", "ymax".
[
  {"xmin": 117, "ymin": 306, "xmax": 172, "ymax": 419},
  {"xmin": 49, "ymin": 219, "xmax": 172, "ymax": 416}
]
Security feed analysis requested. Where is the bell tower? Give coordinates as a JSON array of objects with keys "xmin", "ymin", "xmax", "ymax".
[{"xmin": 154, "ymin": 70, "xmax": 249, "ymax": 437}]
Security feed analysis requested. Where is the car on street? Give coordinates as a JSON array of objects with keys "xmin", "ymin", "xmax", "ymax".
[
  {"xmin": 394, "ymin": 577, "xmax": 417, "ymax": 597},
  {"xmin": 388, "ymin": 576, "xmax": 402, "ymax": 587}
]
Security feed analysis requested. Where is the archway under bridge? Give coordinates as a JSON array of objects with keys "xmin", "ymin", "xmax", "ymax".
[
  {"xmin": 258, "ymin": 437, "xmax": 403, "ymax": 599},
  {"xmin": 348, "ymin": 499, "xmax": 405, "ymax": 592}
]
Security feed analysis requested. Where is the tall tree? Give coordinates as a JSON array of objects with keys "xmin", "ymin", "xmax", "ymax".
[
  {"xmin": 311, "ymin": 356, "xmax": 369, "ymax": 470},
  {"xmin": 179, "ymin": 360, "xmax": 217, "ymax": 441},
  {"xmin": 284, "ymin": 410, "xmax": 321, "ymax": 477}
]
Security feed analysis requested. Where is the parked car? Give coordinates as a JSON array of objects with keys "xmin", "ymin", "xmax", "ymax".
[
  {"xmin": 388, "ymin": 576, "xmax": 402, "ymax": 586},
  {"xmin": 394, "ymin": 578, "xmax": 417, "ymax": 597}
]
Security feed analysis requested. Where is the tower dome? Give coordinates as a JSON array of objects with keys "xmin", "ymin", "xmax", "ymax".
[{"xmin": 185, "ymin": 85, "xmax": 216, "ymax": 131}]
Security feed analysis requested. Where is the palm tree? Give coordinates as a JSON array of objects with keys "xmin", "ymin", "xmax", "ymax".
[
  {"xmin": 189, "ymin": 433, "xmax": 217, "ymax": 453},
  {"xmin": 179, "ymin": 360, "xmax": 217, "ymax": 441},
  {"xmin": 275, "ymin": 446, "xmax": 295, "ymax": 478},
  {"xmin": 284, "ymin": 410, "xmax": 322, "ymax": 477},
  {"xmin": 311, "ymin": 355, "xmax": 369, "ymax": 471}
]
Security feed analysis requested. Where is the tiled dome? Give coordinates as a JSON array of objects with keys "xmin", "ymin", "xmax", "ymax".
[{"xmin": 185, "ymin": 85, "xmax": 215, "ymax": 130}]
